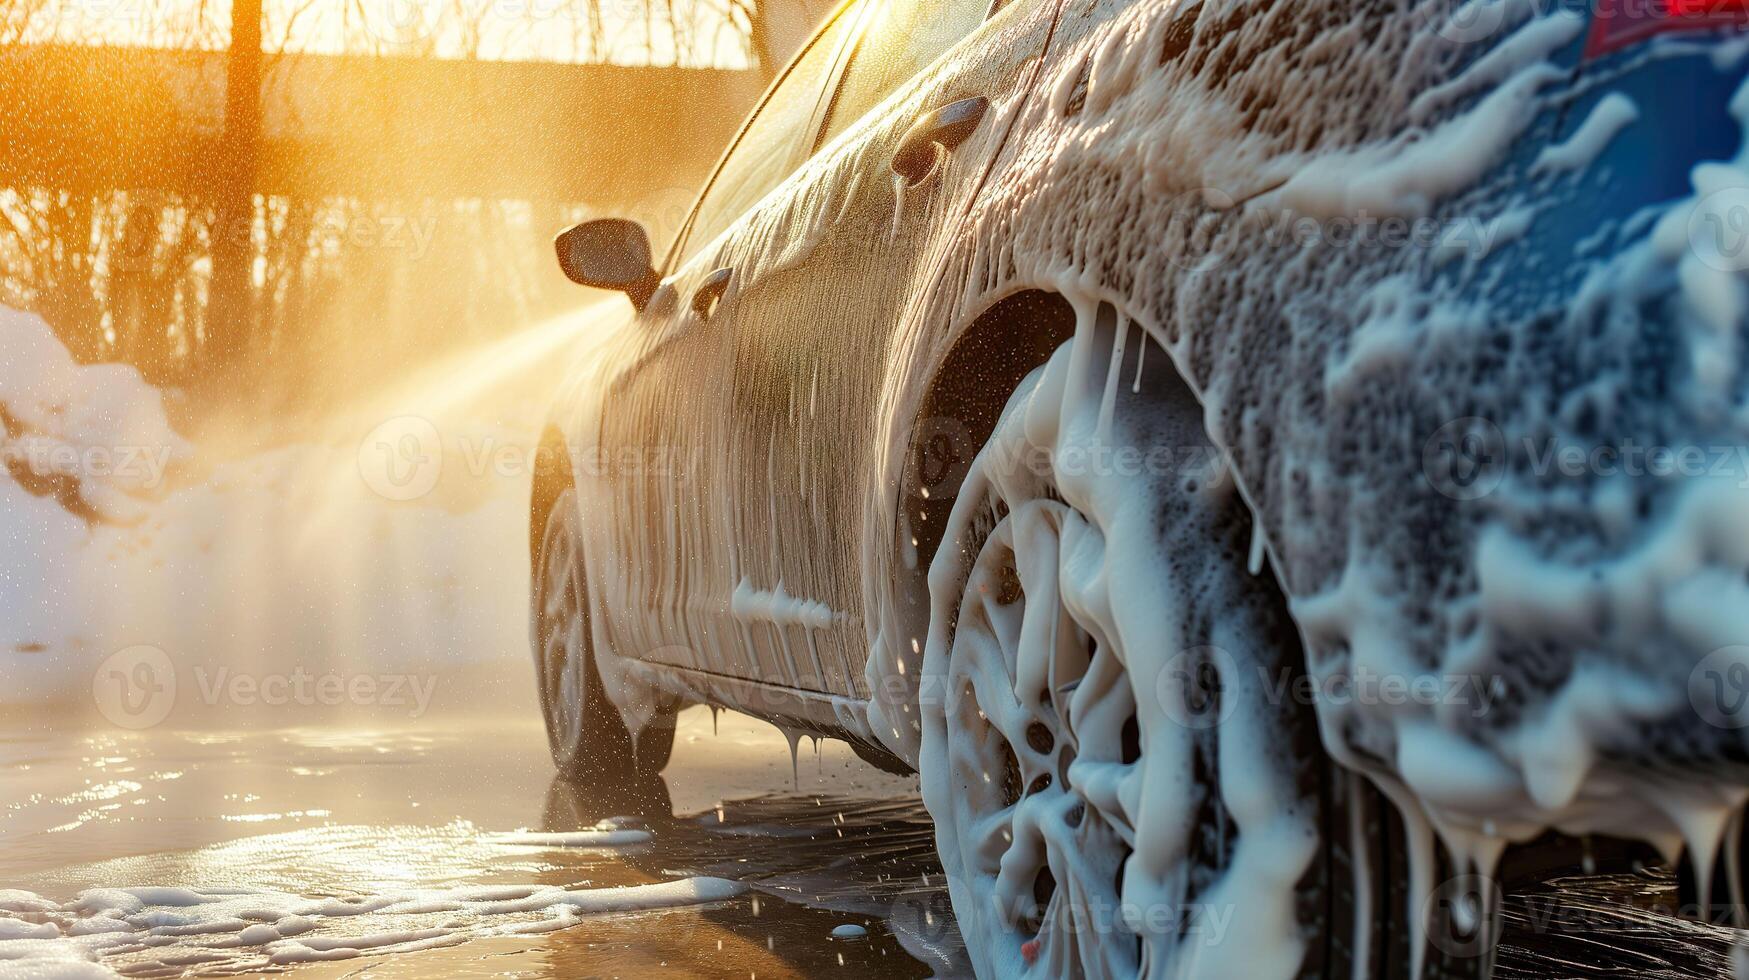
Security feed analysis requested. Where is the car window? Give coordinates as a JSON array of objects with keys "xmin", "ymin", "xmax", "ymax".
[
  {"xmin": 677, "ymin": 7, "xmax": 860, "ymax": 263},
  {"xmin": 820, "ymin": 0, "xmax": 991, "ymax": 143}
]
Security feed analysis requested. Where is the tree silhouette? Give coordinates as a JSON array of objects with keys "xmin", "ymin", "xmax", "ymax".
[{"xmin": 206, "ymin": 0, "xmax": 263, "ymax": 378}]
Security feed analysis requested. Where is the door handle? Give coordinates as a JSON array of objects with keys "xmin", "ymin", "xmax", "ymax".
[
  {"xmin": 892, "ymin": 96, "xmax": 990, "ymax": 186},
  {"xmin": 692, "ymin": 268, "xmax": 733, "ymax": 319}
]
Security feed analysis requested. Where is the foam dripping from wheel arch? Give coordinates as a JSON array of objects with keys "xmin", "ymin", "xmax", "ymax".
[
  {"xmin": 913, "ymin": 302, "xmax": 1324, "ymax": 977},
  {"xmin": 873, "ymin": 0, "xmax": 1749, "ymax": 975}
]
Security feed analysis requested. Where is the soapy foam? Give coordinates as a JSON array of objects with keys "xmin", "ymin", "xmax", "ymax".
[
  {"xmin": 870, "ymin": 0, "xmax": 1749, "ymax": 974},
  {"xmin": 1532, "ymin": 93, "xmax": 1641, "ymax": 174},
  {"xmin": 920, "ymin": 311, "xmax": 1322, "ymax": 979},
  {"xmin": 0, "ymin": 877, "xmax": 744, "ymax": 977}
]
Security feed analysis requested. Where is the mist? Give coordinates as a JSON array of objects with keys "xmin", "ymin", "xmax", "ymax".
[{"xmin": 0, "ymin": 0, "xmax": 820, "ymax": 729}]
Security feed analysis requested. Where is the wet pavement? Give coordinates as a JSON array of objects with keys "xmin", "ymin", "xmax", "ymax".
[
  {"xmin": 1, "ymin": 706, "xmax": 1741, "ymax": 979},
  {"xmin": 0, "ymin": 708, "xmax": 959, "ymax": 978}
]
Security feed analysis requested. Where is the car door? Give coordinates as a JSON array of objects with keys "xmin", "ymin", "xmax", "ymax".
[
  {"xmin": 590, "ymin": 7, "xmax": 865, "ymax": 692},
  {"xmin": 699, "ymin": 0, "xmax": 1066, "ymax": 698},
  {"xmin": 599, "ymin": 0, "xmax": 1062, "ymax": 697}
]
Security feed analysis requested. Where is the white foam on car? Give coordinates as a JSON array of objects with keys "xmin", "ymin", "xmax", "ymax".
[
  {"xmin": 920, "ymin": 311, "xmax": 1323, "ymax": 978},
  {"xmin": 1532, "ymin": 93, "xmax": 1641, "ymax": 174},
  {"xmin": 731, "ymin": 577, "xmax": 846, "ymax": 630},
  {"xmin": 848, "ymin": 0, "xmax": 1749, "ymax": 976},
  {"xmin": 1265, "ymin": 63, "xmax": 1564, "ymax": 221},
  {"xmin": 5, "ymin": 0, "xmax": 1744, "ymax": 974}
]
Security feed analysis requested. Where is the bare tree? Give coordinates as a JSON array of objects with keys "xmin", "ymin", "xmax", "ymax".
[
  {"xmin": 205, "ymin": 0, "xmax": 263, "ymax": 376},
  {"xmin": 0, "ymin": 0, "xmax": 46, "ymax": 46},
  {"xmin": 719, "ymin": 0, "xmax": 774, "ymax": 76},
  {"xmin": 0, "ymin": 0, "xmax": 795, "ymax": 405}
]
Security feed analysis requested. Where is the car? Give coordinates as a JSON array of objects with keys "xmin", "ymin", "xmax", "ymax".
[{"xmin": 529, "ymin": 0, "xmax": 1749, "ymax": 976}]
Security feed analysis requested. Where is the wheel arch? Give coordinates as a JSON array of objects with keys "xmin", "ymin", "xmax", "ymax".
[
  {"xmin": 862, "ymin": 283, "xmax": 1302, "ymax": 769},
  {"xmin": 863, "ymin": 288, "xmax": 1081, "ymax": 766}
]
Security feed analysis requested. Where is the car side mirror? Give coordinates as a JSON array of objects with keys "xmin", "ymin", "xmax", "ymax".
[{"xmin": 554, "ymin": 219, "xmax": 660, "ymax": 311}]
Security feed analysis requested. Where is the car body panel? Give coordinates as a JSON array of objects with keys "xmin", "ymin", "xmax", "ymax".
[
  {"xmin": 551, "ymin": 0, "xmax": 1064, "ymax": 711},
  {"xmin": 548, "ymin": 0, "xmax": 1749, "ymax": 827},
  {"xmin": 857, "ymin": 0, "xmax": 1749, "ymax": 829}
]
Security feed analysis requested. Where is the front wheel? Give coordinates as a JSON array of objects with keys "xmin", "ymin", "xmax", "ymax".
[
  {"xmin": 532, "ymin": 486, "xmax": 676, "ymax": 781},
  {"xmin": 917, "ymin": 312, "xmax": 1491, "ymax": 979}
]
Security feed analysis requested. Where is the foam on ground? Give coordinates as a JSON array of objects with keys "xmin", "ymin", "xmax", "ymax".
[{"xmin": 0, "ymin": 877, "xmax": 745, "ymax": 977}]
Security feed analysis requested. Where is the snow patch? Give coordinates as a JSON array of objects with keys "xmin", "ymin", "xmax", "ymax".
[
  {"xmin": 0, "ymin": 303, "xmax": 540, "ymax": 709},
  {"xmin": 0, "ymin": 307, "xmax": 190, "ymax": 523}
]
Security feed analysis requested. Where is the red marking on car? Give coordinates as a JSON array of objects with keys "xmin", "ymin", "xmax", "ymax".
[{"xmin": 1586, "ymin": 0, "xmax": 1749, "ymax": 59}]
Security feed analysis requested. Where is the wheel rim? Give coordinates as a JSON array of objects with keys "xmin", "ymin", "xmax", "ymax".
[
  {"xmin": 923, "ymin": 318, "xmax": 1326, "ymax": 980},
  {"xmin": 944, "ymin": 490, "xmax": 1145, "ymax": 977},
  {"xmin": 537, "ymin": 502, "xmax": 587, "ymax": 766}
]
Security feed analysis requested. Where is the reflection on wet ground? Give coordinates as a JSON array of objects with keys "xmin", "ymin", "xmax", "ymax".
[
  {"xmin": 0, "ymin": 708, "xmax": 1741, "ymax": 978},
  {"xmin": 0, "ymin": 709, "xmax": 958, "ymax": 978}
]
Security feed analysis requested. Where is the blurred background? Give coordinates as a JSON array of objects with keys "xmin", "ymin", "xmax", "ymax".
[{"xmin": 0, "ymin": 0, "xmax": 837, "ymax": 715}]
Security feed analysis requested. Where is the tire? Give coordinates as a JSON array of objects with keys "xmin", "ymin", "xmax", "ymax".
[
  {"xmin": 916, "ymin": 307, "xmax": 1495, "ymax": 979},
  {"xmin": 542, "ymin": 772, "xmax": 672, "ymax": 830},
  {"xmin": 532, "ymin": 486, "xmax": 676, "ymax": 781}
]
